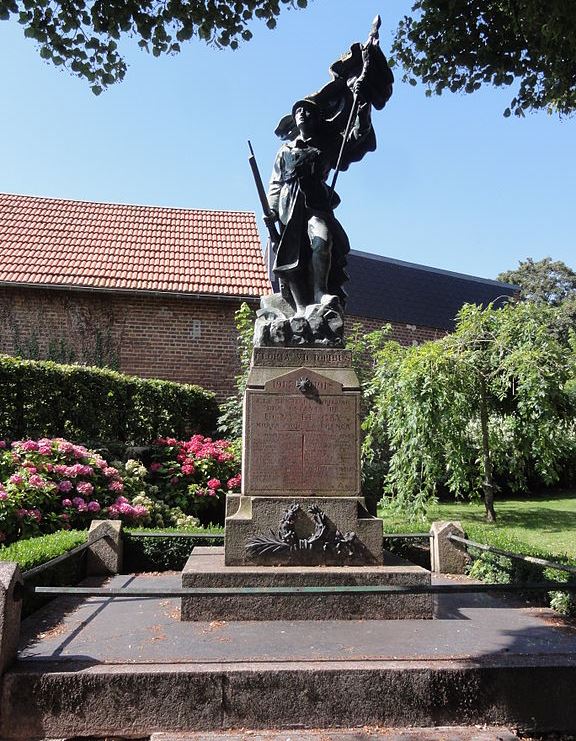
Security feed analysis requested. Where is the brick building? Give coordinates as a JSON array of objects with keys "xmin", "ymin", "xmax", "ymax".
[{"xmin": 0, "ymin": 193, "xmax": 516, "ymax": 398}]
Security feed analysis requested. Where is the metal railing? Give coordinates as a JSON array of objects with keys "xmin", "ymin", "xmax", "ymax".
[
  {"xmin": 127, "ymin": 532, "xmax": 224, "ymax": 542},
  {"xmin": 31, "ymin": 582, "xmax": 576, "ymax": 598},
  {"xmin": 449, "ymin": 534, "xmax": 576, "ymax": 576}
]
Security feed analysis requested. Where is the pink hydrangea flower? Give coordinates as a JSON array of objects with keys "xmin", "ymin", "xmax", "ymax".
[
  {"xmin": 150, "ymin": 462, "xmax": 162, "ymax": 473},
  {"xmin": 0, "ymin": 440, "xmax": 6, "ymax": 449},
  {"xmin": 9, "ymin": 474, "xmax": 23, "ymax": 485},
  {"xmin": 104, "ymin": 467, "xmax": 119, "ymax": 478},
  {"xmin": 0, "ymin": 489, "xmax": 7, "ymax": 501},
  {"xmin": 61, "ymin": 498, "xmax": 73, "ymax": 507},
  {"xmin": 118, "ymin": 502, "xmax": 134, "ymax": 516},
  {"xmin": 76, "ymin": 481, "xmax": 94, "ymax": 496},
  {"xmin": 108, "ymin": 480, "xmax": 124, "ymax": 493},
  {"xmin": 16, "ymin": 508, "xmax": 27, "ymax": 519},
  {"xmin": 87, "ymin": 501, "xmax": 101, "ymax": 513},
  {"xmin": 58, "ymin": 480, "xmax": 73, "ymax": 493},
  {"xmin": 29, "ymin": 474, "xmax": 47, "ymax": 488},
  {"xmin": 19, "ymin": 440, "xmax": 39, "ymax": 452},
  {"xmin": 227, "ymin": 475, "xmax": 241, "ymax": 490},
  {"xmin": 132, "ymin": 505, "xmax": 148, "ymax": 518},
  {"xmin": 207, "ymin": 478, "xmax": 221, "ymax": 490},
  {"xmin": 181, "ymin": 464, "xmax": 195, "ymax": 475},
  {"xmin": 72, "ymin": 496, "xmax": 86, "ymax": 508},
  {"xmin": 57, "ymin": 440, "xmax": 75, "ymax": 454},
  {"xmin": 30, "ymin": 508, "xmax": 42, "ymax": 522}
]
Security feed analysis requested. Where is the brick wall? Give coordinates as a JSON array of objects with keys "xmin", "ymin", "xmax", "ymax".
[
  {"xmin": 0, "ymin": 287, "xmax": 447, "ymax": 402},
  {"xmin": 347, "ymin": 314, "xmax": 447, "ymax": 345},
  {"xmin": 0, "ymin": 286, "xmax": 255, "ymax": 400}
]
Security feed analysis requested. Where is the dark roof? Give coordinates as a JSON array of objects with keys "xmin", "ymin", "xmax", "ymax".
[{"xmin": 345, "ymin": 251, "xmax": 518, "ymax": 330}]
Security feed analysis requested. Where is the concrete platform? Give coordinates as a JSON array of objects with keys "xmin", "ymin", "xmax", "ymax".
[
  {"xmin": 2, "ymin": 573, "xmax": 576, "ymax": 738},
  {"xmin": 181, "ymin": 547, "xmax": 432, "ymax": 620}
]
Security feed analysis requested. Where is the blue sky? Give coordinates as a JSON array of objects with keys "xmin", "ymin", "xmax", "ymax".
[{"xmin": 1, "ymin": 0, "xmax": 574, "ymax": 281}]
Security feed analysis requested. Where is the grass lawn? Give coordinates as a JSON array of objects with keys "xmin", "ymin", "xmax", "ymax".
[{"xmin": 379, "ymin": 490, "xmax": 576, "ymax": 560}]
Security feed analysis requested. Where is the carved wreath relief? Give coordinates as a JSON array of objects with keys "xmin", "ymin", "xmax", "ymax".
[{"xmin": 246, "ymin": 502, "xmax": 359, "ymax": 562}]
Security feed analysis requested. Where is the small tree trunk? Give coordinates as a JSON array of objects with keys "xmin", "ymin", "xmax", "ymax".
[{"xmin": 479, "ymin": 375, "xmax": 497, "ymax": 522}]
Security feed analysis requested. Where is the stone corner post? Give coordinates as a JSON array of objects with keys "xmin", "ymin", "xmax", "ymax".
[
  {"xmin": 430, "ymin": 520, "xmax": 469, "ymax": 574},
  {"xmin": 0, "ymin": 562, "xmax": 23, "ymax": 675},
  {"xmin": 87, "ymin": 520, "xmax": 123, "ymax": 576}
]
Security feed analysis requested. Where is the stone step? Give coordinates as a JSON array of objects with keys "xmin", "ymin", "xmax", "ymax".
[
  {"xmin": 151, "ymin": 728, "xmax": 520, "ymax": 740},
  {"xmin": 2, "ymin": 659, "xmax": 575, "ymax": 738}
]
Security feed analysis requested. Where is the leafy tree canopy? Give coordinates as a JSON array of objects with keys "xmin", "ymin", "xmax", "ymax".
[
  {"xmin": 363, "ymin": 300, "xmax": 576, "ymax": 521},
  {"xmin": 0, "ymin": 0, "xmax": 308, "ymax": 94},
  {"xmin": 498, "ymin": 257, "xmax": 576, "ymax": 306},
  {"xmin": 498, "ymin": 257, "xmax": 576, "ymax": 342},
  {"xmin": 390, "ymin": 1, "xmax": 576, "ymax": 117}
]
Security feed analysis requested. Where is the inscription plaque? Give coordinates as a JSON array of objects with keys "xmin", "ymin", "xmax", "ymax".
[
  {"xmin": 243, "ymin": 368, "xmax": 360, "ymax": 496},
  {"xmin": 252, "ymin": 347, "xmax": 352, "ymax": 369}
]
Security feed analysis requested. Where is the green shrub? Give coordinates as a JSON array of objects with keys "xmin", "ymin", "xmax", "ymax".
[
  {"xmin": 0, "ymin": 530, "xmax": 89, "ymax": 616},
  {"xmin": 0, "ymin": 529, "xmax": 87, "ymax": 571},
  {"xmin": 0, "ymin": 356, "xmax": 218, "ymax": 444},
  {"xmin": 124, "ymin": 527, "xmax": 223, "ymax": 571},
  {"xmin": 464, "ymin": 530, "xmax": 576, "ymax": 617}
]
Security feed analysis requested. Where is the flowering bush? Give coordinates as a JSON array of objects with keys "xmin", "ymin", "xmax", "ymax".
[
  {"xmin": 0, "ymin": 433, "xmax": 241, "ymax": 543},
  {"xmin": 0, "ymin": 438, "xmax": 148, "ymax": 543},
  {"xmin": 112, "ymin": 458, "xmax": 200, "ymax": 529},
  {"xmin": 149, "ymin": 435, "xmax": 241, "ymax": 524}
]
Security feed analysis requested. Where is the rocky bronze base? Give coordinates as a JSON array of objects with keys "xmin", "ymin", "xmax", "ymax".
[
  {"xmin": 181, "ymin": 547, "xmax": 433, "ymax": 621},
  {"xmin": 254, "ymin": 292, "xmax": 344, "ymax": 347}
]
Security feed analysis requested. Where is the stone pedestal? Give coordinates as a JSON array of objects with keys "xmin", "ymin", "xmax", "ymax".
[
  {"xmin": 181, "ymin": 347, "xmax": 432, "ymax": 620},
  {"xmin": 226, "ymin": 347, "xmax": 381, "ymax": 567},
  {"xmin": 182, "ymin": 547, "xmax": 432, "ymax": 620}
]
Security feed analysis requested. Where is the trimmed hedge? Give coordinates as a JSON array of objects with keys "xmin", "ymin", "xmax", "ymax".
[
  {"xmin": 124, "ymin": 527, "xmax": 224, "ymax": 571},
  {"xmin": 0, "ymin": 355, "xmax": 218, "ymax": 443},
  {"xmin": 0, "ymin": 530, "xmax": 89, "ymax": 616},
  {"xmin": 0, "ymin": 529, "xmax": 88, "ymax": 571}
]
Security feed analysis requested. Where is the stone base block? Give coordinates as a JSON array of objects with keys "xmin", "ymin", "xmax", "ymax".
[
  {"xmin": 181, "ymin": 548, "xmax": 432, "ymax": 621},
  {"xmin": 225, "ymin": 496, "xmax": 384, "ymax": 566}
]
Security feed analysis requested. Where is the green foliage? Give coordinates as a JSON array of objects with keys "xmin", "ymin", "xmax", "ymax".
[
  {"xmin": 124, "ymin": 527, "xmax": 223, "ymax": 571},
  {"xmin": 0, "ymin": 529, "xmax": 87, "ymax": 571},
  {"xmin": 366, "ymin": 301, "xmax": 576, "ymax": 519},
  {"xmin": 0, "ymin": 0, "xmax": 308, "ymax": 93},
  {"xmin": 217, "ymin": 301, "xmax": 255, "ymax": 439},
  {"xmin": 498, "ymin": 257, "xmax": 576, "ymax": 343},
  {"xmin": 391, "ymin": 1, "xmax": 576, "ymax": 116},
  {"xmin": 498, "ymin": 257, "xmax": 576, "ymax": 306},
  {"xmin": 347, "ymin": 323, "xmax": 393, "ymax": 503},
  {"xmin": 0, "ymin": 355, "xmax": 218, "ymax": 444}
]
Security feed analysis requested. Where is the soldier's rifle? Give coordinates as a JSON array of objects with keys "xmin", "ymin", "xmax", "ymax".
[{"xmin": 247, "ymin": 140, "xmax": 281, "ymax": 245}]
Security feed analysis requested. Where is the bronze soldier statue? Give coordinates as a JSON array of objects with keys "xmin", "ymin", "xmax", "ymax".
[{"xmin": 251, "ymin": 16, "xmax": 393, "ymax": 347}]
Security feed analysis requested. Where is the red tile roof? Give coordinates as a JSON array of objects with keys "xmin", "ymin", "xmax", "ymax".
[{"xmin": 0, "ymin": 193, "xmax": 271, "ymax": 298}]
